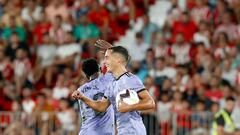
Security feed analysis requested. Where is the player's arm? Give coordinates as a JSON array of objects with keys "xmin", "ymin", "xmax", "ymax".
[
  {"xmin": 72, "ymin": 91, "xmax": 110, "ymax": 112},
  {"xmin": 118, "ymin": 90, "xmax": 155, "ymax": 113},
  {"xmin": 94, "ymin": 39, "xmax": 113, "ymax": 50}
]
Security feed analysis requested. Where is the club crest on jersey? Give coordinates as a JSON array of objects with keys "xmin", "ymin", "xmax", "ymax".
[{"xmin": 82, "ymin": 86, "xmax": 91, "ymax": 93}]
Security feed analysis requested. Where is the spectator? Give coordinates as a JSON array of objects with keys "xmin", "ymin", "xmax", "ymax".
[
  {"xmin": 141, "ymin": 14, "xmax": 158, "ymax": 45},
  {"xmin": 219, "ymin": 84, "xmax": 233, "ymax": 109},
  {"xmin": 21, "ymin": 0, "xmax": 43, "ymax": 26},
  {"xmin": 72, "ymin": 0, "xmax": 90, "ymax": 20},
  {"xmin": 170, "ymin": 33, "xmax": 191, "ymax": 65},
  {"xmin": 32, "ymin": 11, "xmax": 52, "ymax": 45},
  {"xmin": 1, "ymin": 15, "xmax": 26, "ymax": 42},
  {"xmin": 211, "ymin": 97, "xmax": 240, "ymax": 135},
  {"xmin": 176, "ymin": 100, "xmax": 192, "ymax": 135},
  {"xmin": 87, "ymin": 0, "xmax": 109, "ymax": 28},
  {"xmin": 144, "ymin": 76, "xmax": 159, "ymax": 101},
  {"xmin": 49, "ymin": 15, "xmax": 69, "ymax": 45},
  {"xmin": 190, "ymin": 0, "xmax": 211, "ymax": 24},
  {"xmin": 212, "ymin": 0, "xmax": 228, "ymax": 26},
  {"xmin": 214, "ymin": 11, "xmax": 240, "ymax": 44},
  {"xmin": 0, "ymin": 50, "xmax": 13, "ymax": 82},
  {"xmin": 183, "ymin": 78, "xmax": 199, "ymax": 107},
  {"xmin": 141, "ymin": 48, "xmax": 155, "ymax": 71},
  {"xmin": 191, "ymin": 100, "xmax": 211, "ymax": 135},
  {"xmin": 160, "ymin": 79, "xmax": 174, "ymax": 97},
  {"xmin": 193, "ymin": 42, "xmax": 209, "ymax": 73},
  {"xmin": 211, "ymin": 102, "xmax": 220, "ymax": 114},
  {"xmin": 0, "ymin": 0, "xmax": 6, "ymax": 18},
  {"xmin": 227, "ymin": 0, "xmax": 240, "ymax": 23},
  {"xmin": 53, "ymin": 74, "xmax": 70, "ymax": 100},
  {"xmin": 148, "ymin": 57, "xmax": 166, "ymax": 80},
  {"xmin": 53, "ymin": 32, "xmax": 81, "ymax": 69},
  {"xmin": 171, "ymin": 91, "xmax": 184, "ymax": 112},
  {"xmin": 73, "ymin": 14, "xmax": 100, "ymax": 42},
  {"xmin": 131, "ymin": 61, "xmax": 147, "ymax": 81},
  {"xmin": 13, "ymin": 48, "xmax": 32, "ymax": 94},
  {"xmin": 176, "ymin": 66, "xmax": 190, "ymax": 91},
  {"xmin": 154, "ymin": 35, "xmax": 170, "ymax": 58},
  {"xmin": 149, "ymin": 57, "xmax": 177, "ymax": 81},
  {"xmin": 157, "ymin": 92, "xmax": 172, "ymax": 135},
  {"xmin": 32, "ymin": 93, "xmax": 55, "ymax": 135},
  {"xmin": 200, "ymin": 54, "xmax": 215, "ymax": 83},
  {"xmin": 126, "ymin": 32, "xmax": 149, "ymax": 62},
  {"xmin": 56, "ymin": 98, "xmax": 77, "ymax": 135},
  {"xmin": 42, "ymin": 88, "xmax": 60, "ymax": 110},
  {"xmin": 205, "ymin": 76, "xmax": 223, "ymax": 102},
  {"xmin": 172, "ymin": 11, "xmax": 198, "ymax": 42},
  {"xmin": 22, "ymin": 87, "xmax": 35, "ymax": 114},
  {"xmin": 221, "ymin": 59, "xmax": 237, "ymax": 86},
  {"xmin": 45, "ymin": 0, "xmax": 70, "ymax": 23},
  {"xmin": 232, "ymin": 92, "xmax": 240, "ymax": 130},
  {"xmin": 35, "ymin": 33, "xmax": 56, "ymax": 86},
  {"xmin": 1, "ymin": 0, "xmax": 23, "ymax": 28},
  {"xmin": 214, "ymin": 32, "xmax": 234, "ymax": 58},
  {"xmin": 193, "ymin": 21, "xmax": 211, "ymax": 49},
  {"xmin": 166, "ymin": 0, "xmax": 182, "ymax": 26},
  {"xmin": 108, "ymin": 10, "xmax": 125, "ymax": 40},
  {"xmin": 4, "ymin": 32, "xmax": 29, "ymax": 61},
  {"xmin": 87, "ymin": 0, "xmax": 109, "ymax": 40}
]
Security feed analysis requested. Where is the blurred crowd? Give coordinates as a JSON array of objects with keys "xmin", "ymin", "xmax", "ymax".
[
  {"xmin": 0, "ymin": 0, "xmax": 240, "ymax": 135},
  {"xmin": 0, "ymin": 0, "xmax": 154, "ymax": 110},
  {"xmin": 0, "ymin": 0, "xmax": 154, "ymax": 134},
  {"xmin": 130, "ymin": 0, "xmax": 240, "ymax": 134}
]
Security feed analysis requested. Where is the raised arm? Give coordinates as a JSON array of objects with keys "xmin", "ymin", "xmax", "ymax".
[
  {"xmin": 94, "ymin": 39, "xmax": 114, "ymax": 50},
  {"xmin": 72, "ymin": 91, "xmax": 111, "ymax": 112}
]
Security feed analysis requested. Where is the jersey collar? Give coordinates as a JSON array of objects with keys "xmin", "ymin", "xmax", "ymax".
[{"xmin": 115, "ymin": 71, "xmax": 129, "ymax": 81}]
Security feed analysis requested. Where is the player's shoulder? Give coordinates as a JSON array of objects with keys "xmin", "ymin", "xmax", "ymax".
[
  {"xmin": 100, "ymin": 72, "xmax": 114, "ymax": 82},
  {"xmin": 118, "ymin": 72, "xmax": 141, "ymax": 83},
  {"xmin": 77, "ymin": 82, "xmax": 91, "ymax": 93},
  {"xmin": 123, "ymin": 72, "xmax": 144, "ymax": 86},
  {"xmin": 125, "ymin": 72, "xmax": 140, "ymax": 80}
]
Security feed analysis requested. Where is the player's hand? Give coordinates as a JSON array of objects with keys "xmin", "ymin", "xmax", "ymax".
[
  {"xmin": 94, "ymin": 39, "xmax": 113, "ymax": 50},
  {"xmin": 71, "ymin": 91, "xmax": 83, "ymax": 100},
  {"xmin": 117, "ymin": 101, "xmax": 132, "ymax": 113}
]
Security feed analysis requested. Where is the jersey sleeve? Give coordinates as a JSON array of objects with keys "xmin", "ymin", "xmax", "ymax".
[{"xmin": 128, "ymin": 75, "xmax": 146, "ymax": 93}]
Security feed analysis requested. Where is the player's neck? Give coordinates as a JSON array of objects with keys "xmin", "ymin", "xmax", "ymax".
[
  {"xmin": 89, "ymin": 73, "xmax": 99, "ymax": 81},
  {"xmin": 112, "ymin": 67, "xmax": 128, "ymax": 80}
]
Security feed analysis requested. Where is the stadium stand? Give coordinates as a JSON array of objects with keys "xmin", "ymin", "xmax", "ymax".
[{"xmin": 0, "ymin": 0, "xmax": 240, "ymax": 135}]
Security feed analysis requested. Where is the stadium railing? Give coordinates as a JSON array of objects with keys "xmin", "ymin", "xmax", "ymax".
[{"xmin": 0, "ymin": 111, "xmax": 213, "ymax": 135}]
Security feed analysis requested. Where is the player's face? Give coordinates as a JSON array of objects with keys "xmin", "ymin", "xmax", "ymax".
[{"xmin": 104, "ymin": 50, "xmax": 117, "ymax": 72}]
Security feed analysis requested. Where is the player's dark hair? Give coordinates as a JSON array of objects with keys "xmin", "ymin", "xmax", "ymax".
[
  {"xmin": 82, "ymin": 58, "xmax": 99, "ymax": 78},
  {"xmin": 108, "ymin": 46, "xmax": 130, "ymax": 63}
]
